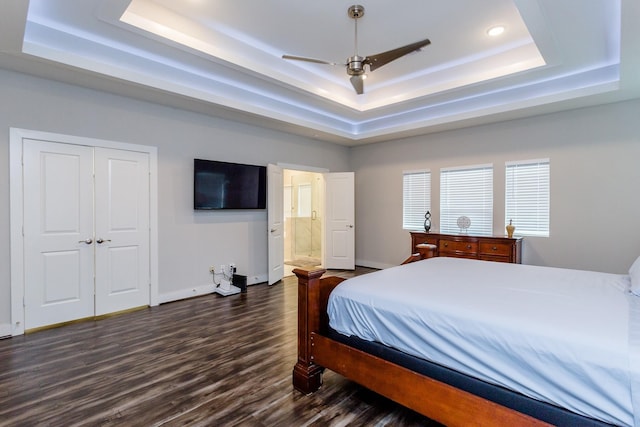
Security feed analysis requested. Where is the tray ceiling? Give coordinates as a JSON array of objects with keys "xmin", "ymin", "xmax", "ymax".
[{"xmin": 1, "ymin": 0, "xmax": 638, "ymax": 145}]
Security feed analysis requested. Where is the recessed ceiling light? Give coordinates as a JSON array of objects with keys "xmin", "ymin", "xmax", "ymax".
[{"xmin": 487, "ymin": 25, "xmax": 505, "ymax": 37}]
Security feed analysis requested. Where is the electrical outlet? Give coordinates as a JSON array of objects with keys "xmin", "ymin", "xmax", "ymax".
[
  {"xmin": 209, "ymin": 266, "xmax": 216, "ymax": 274},
  {"xmin": 229, "ymin": 262, "xmax": 236, "ymax": 274}
]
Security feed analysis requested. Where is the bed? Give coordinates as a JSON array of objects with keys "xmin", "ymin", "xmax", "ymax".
[{"xmin": 292, "ymin": 256, "xmax": 640, "ymax": 426}]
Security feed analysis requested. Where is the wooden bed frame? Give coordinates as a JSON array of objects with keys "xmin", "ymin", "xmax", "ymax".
[{"xmin": 292, "ymin": 268, "xmax": 553, "ymax": 427}]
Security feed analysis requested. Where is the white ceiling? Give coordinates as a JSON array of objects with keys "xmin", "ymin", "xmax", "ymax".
[{"xmin": 1, "ymin": 0, "xmax": 639, "ymax": 145}]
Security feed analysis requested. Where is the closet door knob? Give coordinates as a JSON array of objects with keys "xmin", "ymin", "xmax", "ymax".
[
  {"xmin": 96, "ymin": 238, "xmax": 111, "ymax": 244},
  {"xmin": 78, "ymin": 238, "xmax": 93, "ymax": 244}
]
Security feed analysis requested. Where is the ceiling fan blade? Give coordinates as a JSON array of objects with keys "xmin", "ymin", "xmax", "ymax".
[
  {"xmin": 350, "ymin": 75, "xmax": 364, "ymax": 95},
  {"xmin": 282, "ymin": 55, "xmax": 337, "ymax": 66},
  {"xmin": 365, "ymin": 38, "xmax": 431, "ymax": 72}
]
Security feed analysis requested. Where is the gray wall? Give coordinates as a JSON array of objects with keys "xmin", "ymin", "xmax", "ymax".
[
  {"xmin": 2, "ymin": 66, "xmax": 639, "ymax": 333},
  {"xmin": 0, "ymin": 68, "xmax": 349, "ymax": 330},
  {"xmin": 351, "ymin": 98, "xmax": 640, "ymax": 273}
]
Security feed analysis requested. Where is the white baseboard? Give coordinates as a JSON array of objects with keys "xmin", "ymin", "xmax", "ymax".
[
  {"xmin": 247, "ymin": 273, "xmax": 268, "ymax": 285},
  {"xmin": 355, "ymin": 259, "xmax": 395, "ymax": 270},
  {"xmin": 159, "ymin": 284, "xmax": 216, "ymax": 304},
  {"xmin": 158, "ymin": 273, "xmax": 268, "ymax": 305},
  {"xmin": 0, "ymin": 323, "xmax": 12, "ymax": 339},
  {"xmin": 2, "ymin": 276, "xmax": 271, "ymax": 336}
]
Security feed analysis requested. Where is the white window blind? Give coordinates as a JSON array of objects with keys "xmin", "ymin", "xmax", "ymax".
[
  {"xmin": 505, "ymin": 159, "xmax": 550, "ymax": 237},
  {"xmin": 440, "ymin": 164, "xmax": 493, "ymax": 235},
  {"xmin": 403, "ymin": 170, "xmax": 431, "ymax": 230}
]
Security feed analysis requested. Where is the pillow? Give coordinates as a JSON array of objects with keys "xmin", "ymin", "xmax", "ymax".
[{"xmin": 629, "ymin": 256, "xmax": 640, "ymax": 296}]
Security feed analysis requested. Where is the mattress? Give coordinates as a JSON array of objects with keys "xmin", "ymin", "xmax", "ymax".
[{"xmin": 328, "ymin": 257, "xmax": 636, "ymax": 426}]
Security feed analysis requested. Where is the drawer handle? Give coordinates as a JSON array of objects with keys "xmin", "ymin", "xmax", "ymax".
[
  {"xmin": 443, "ymin": 243, "xmax": 448, "ymax": 247},
  {"xmin": 492, "ymin": 246, "xmax": 497, "ymax": 251},
  {"xmin": 467, "ymin": 245, "xmax": 472, "ymax": 249}
]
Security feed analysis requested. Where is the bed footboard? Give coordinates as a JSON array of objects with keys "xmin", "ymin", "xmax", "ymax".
[
  {"xmin": 292, "ymin": 268, "xmax": 345, "ymax": 394},
  {"xmin": 292, "ymin": 268, "xmax": 553, "ymax": 426}
]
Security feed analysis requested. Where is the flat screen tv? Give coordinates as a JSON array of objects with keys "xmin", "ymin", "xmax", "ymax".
[{"xmin": 194, "ymin": 159, "xmax": 267, "ymax": 210}]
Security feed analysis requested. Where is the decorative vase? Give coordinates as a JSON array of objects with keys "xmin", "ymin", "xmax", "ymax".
[
  {"xmin": 506, "ymin": 219, "xmax": 515, "ymax": 238},
  {"xmin": 423, "ymin": 211, "xmax": 431, "ymax": 232}
]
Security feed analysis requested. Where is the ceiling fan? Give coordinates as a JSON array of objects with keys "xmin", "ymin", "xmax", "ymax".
[{"xmin": 282, "ymin": 4, "xmax": 431, "ymax": 95}]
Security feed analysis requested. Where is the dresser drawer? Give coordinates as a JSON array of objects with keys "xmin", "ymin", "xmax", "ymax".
[
  {"xmin": 413, "ymin": 234, "xmax": 438, "ymax": 247},
  {"xmin": 409, "ymin": 232, "xmax": 522, "ymax": 264},
  {"xmin": 478, "ymin": 254, "xmax": 511, "ymax": 263},
  {"xmin": 479, "ymin": 242, "xmax": 512, "ymax": 257},
  {"xmin": 439, "ymin": 239, "xmax": 477, "ymax": 255}
]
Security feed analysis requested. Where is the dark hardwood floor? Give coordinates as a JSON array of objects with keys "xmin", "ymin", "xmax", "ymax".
[{"xmin": 0, "ymin": 268, "xmax": 440, "ymax": 426}]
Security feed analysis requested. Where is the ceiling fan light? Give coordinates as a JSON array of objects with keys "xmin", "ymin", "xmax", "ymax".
[{"xmin": 487, "ymin": 25, "xmax": 505, "ymax": 37}]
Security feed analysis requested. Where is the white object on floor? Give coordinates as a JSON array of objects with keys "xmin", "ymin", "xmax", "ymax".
[{"xmin": 214, "ymin": 284, "xmax": 241, "ymax": 296}]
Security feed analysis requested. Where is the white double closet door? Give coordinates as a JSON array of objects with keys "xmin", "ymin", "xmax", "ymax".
[{"xmin": 23, "ymin": 139, "xmax": 150, "ymax": 330}]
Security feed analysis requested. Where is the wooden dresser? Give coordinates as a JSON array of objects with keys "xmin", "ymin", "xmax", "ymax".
[{"xmin": 410, "ymin": 232, "xmax": 522, "ymax": 264}]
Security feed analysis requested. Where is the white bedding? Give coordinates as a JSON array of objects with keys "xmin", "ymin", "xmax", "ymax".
[{"xmin": 328, "ymin": 257, "xmax": 636, "ymax": 426}]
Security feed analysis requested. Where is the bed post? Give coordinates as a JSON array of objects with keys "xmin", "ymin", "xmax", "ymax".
[{"xmin": 292, "ymin": 268, "xmax": 326, "ymax": 394}]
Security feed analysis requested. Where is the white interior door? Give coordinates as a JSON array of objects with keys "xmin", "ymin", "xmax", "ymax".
[
  {"xmin": 94, "ymin": 148, "xmax": 150, "ymax": 315},
  {"xmin": 324, "ymin": 172, "xmax": 355, "ymax": 270},
  {"xmin": 23, "ymin": 140, "xmax": 95, "ymax": 329},
  {"xmin": 21, "ymin": 140, "xmax": 151, "ymax": 329},
  {"xmin": 11, "ymin": 128, "xmax": 158, "ymax": 336},
  {"xmin": 267, "ymin": 164, "xmax": 284, "ymax": 285}
]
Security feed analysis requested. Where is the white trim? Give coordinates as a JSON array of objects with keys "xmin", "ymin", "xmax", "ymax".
[
  {"xmin": 441, "ymin": 163, "xmax": 493, "ymax": 172},
  {"xmin": 158, "ymin": 275, "xmax": 267, "ymax": 305},
  {"xmin": 402, "ymin": 168, "xmax": 431, "ymax": 174},
  {"xmin": 505, "ymin": 158, "xmax": 550, "ymax": 166},
  {"xmin": 148, "ymin": 147, "xmax": 159, "ymax": 307},
  {"xmin": 9, "ymin": 128, "xmax": 25, "ymax": 336},
  {"xmin": 9, "ymin": 128, "xmax": 159, "ymax": 336},
  {"xmin": 159, "ymin": 284, "xmax": 217, "ymax": 304},
  {"xmin": 246, "ymin": 273, "xmax": 268, "ymax": 285},
  {"xmin": 276, "ymin": 162, "xmax": 329, "ymax": 173},
  {"xmin": 354, "ymin": 259, "xmax": 396, "ymax": 270}
]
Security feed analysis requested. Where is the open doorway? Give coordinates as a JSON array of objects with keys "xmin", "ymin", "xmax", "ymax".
[{"xmin": 283, "ymin": 169, "xmax": 324, "ymax": 277}]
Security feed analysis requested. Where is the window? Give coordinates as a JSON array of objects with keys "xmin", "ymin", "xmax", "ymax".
[
  {"xmin": 403, "ymin": 170, "xmax": 431, "ymax": 230},
  {"xmin": 440, "ymin": 164, "xmax": 493, "ymax": 235},
  {"xmin": 505, "ymin": 159, "xmax": 550, "ymax": 237}
]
